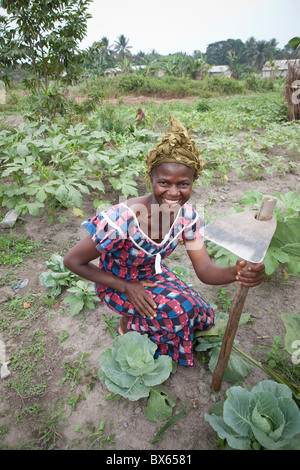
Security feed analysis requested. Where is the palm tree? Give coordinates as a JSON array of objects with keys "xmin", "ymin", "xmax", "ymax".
[
  {"xmin": 114, "ymin": 34, "xmax": 132, "ymax": 61},
  {"xmin": 100, "ymin": 36, "xmax": 113, "ymax": 58},
  {"xmin": 244, "ymin": 37, "xmax": 258, "ymax": 66},
  {"xmin": 254, "ymin": 40, "xmax": 272, "ymax": 71}
]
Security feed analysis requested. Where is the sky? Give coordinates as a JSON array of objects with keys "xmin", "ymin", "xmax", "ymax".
[{"xmin": 79, "ymin": 0, "xmax": 300, "ymax": 55}]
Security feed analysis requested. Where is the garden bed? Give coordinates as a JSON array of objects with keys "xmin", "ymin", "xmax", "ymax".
[{"xmin": 0, "ymin": 92, "xmax": 299, "ymax": 451}]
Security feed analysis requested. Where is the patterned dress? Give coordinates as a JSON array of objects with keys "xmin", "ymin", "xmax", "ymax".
[{"xmin": 83, "ymin": 202, "xmax": 215, "ymax": 367}]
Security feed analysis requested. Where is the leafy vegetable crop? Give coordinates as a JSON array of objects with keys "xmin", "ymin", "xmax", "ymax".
[
  {"xmin": 39, "ymin": 254, "xmax": 80, "ymax": 298},
  {"xmin": 194, "ymin": 312, "xmax": 253, "ymax": 383},
  {"xmin": 63, "ymin": 280, "xmax": 100, "ymax": 316},
  {"xmin": 98, "ymin": 331, "xmax": 174, "ymax": 422},
  {"xmin": 205, "ymin": 380, "xmax": 300, "ymax": 450}
]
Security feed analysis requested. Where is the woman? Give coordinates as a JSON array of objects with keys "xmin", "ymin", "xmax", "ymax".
[{"xmin": 64, "ymin": 116, "xmax": 265, "ymax": 368}]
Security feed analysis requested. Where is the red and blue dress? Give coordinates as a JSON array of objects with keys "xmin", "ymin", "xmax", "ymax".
[{"xmin": 83, "ymin": 202, "xmax": 215, "ymax": 367}]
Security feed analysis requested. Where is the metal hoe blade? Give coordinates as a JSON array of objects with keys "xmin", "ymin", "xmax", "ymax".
[{"xmin": 201, "ymin": 210, "xmax": 277, "ymax": 263}]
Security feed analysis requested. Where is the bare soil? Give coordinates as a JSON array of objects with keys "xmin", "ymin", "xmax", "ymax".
[{"xmin": 0, "ymin": 103, "xmax": 299, "ymax": 452}]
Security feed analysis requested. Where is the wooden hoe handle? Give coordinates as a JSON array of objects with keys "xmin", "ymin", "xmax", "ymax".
[{"xmin": 211, "ymin": 196, "xmax": 277, "ymax": 392}]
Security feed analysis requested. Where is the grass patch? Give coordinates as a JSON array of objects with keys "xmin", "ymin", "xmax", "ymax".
[{"xmin": 0, "ymin": 233, "xmax": 42, "ymax": 266}]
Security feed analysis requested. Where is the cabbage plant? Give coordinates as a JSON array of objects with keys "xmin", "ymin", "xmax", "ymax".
[
  {"xmin": 98, "ymin": 331, "xmax": 174, "ymax": 422},
  {"xmin": 205, "ymin": 380, "xmax": 300, "ymax": 450}
]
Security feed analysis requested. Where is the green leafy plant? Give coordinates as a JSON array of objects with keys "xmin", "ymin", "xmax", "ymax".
[
  {"xmin": 172, "ymin": 265, "xmax": 192, "ymax": 285},
  {"xmin": 98, "ymin": 331, "xmax": 174, "ymax": 422},
  {"xmin": 194, "ymin": 312, "xmax": 253, "ymax": 383},
  {"xmin": 39, "ymin": 254, "xmax": 80, "ymax": 298},
  {"xmin": 205, "ymin": 380, "xmax": 300, "ymax": 450},
  {"xmin": 231, "ymin": 312, "xmax": 300, "ymax": 403},
  {"xmin": 281, "ymin": 312, "xmax": 300, "ymax": 357},
  {"xmin": 215, "ymin": 287, "xmax": 233, "ymax": 313},
  {"xmin": 62, "ymin": 280, "xmax": 99, "ymax": 316}
]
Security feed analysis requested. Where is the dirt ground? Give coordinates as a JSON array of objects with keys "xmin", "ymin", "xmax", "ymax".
[{"xmin": 0, "ymin": 103, "xmax": 299, "ymax": 451}]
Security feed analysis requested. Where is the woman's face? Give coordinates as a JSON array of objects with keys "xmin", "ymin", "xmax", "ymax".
[{"xmin": 150, "ymin": 162, "xmax": 194, "ymax": 209}]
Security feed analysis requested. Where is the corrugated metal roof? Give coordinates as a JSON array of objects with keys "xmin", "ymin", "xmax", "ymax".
[
  {"xmin": 262, "ymin": 59, "xmax": 300, "ymax": 70},
  {"xmin": 209, "ymin": 65, "xmax": 230, "ymax": 73}
]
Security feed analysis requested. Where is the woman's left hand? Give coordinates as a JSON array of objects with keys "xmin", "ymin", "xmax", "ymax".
[{"xmin": 235, "ymin": 260, "xmax": 265, "ymax": 287}]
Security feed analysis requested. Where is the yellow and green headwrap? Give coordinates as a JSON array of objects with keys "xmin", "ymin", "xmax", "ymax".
[{"xmin": 145, "ymin": 115, "xmax": 205, "ymax": 179}]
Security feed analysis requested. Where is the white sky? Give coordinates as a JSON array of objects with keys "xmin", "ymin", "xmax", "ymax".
[{"xmin": 80, "ymin": 0, "xmax": 300, "ymax": 55}]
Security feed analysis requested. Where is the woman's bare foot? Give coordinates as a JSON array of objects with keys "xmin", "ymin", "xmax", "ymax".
[{"xmin": 118, "ymin": 316, "xmax": 129, "ymax": 335}]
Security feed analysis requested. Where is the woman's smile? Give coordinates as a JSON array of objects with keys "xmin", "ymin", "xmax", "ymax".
[
  {"xmin": 150, "ymin": 162, "xmax": 194, "ymax": 209},
  {"xmin": 162, "ymin": 197, "xmax": 181, "ymax": 205}
]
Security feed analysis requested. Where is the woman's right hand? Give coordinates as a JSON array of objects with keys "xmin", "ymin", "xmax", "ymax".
[{"xmin": 124, "ymin": 280, "xmax": 158, "ymax": 320}]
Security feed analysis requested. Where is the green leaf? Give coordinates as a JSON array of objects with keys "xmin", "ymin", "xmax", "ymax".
[
  {"xmin": 263, "ymin": 249, "xmax": 280, "ymax": 275},
  {"xmin": 240, "ymin": 190, "xmax": 263, "ymax": 208},
  {"xmin": 36, "ymin": 187, "xmax": 47, "ymax": 203},
  {"xmin": 39, "ymin": 272, "xmax": 57, "ymax": 288},
  {"xmin": 206, "ymin": 242, "xmax": 239, "ymax": 267},
  {"xmin": 251, "ymin": 392, "xmax": 284, "ymax": 435},
  {"xmin": 66, "ymin": 185, "xmax": 83, "ymax": 207},
  {"xmin": 282, "ymin": 243, "xmax": 300, "ymax": 257},
  {"xmin": 143, "ymin": 385, "xmax": 175, "ymax": 422},
  {"xmin": 99, "ymin": 349, "xmax": 137, "ymax": 389},
  {"xmin": 63, "ymin": 296, "xmax": 84, "ymax": 316},
  {"xmin": 265, "ymin": 246, "xmax": 290, "ymax": 264},
  {"xmin": 288, "ymin": 37, "xmax": 300, "ymax": 50},
  {"xmin": 55, "ymin": 185, "xmax": 69, "ymax": 203},
  {"xmin": 172, "ymin": 265, "xmax": 191, "ymax": 283},
  {"xmin": 46, "ymin": 254, "xmax": 66, "ymax": 272},
  {"xmin": 27, "ymin": 201, "xmax": 44, "ymax": 216},
  {"xmin": 281, "ymin": 312, "xmax": 300, "ymax": 355},
  {"xmin": 98, "ymin": 331, "xmax": 173, "ymax": 402},
  {"xmin": 16, "ymin": 143, "xmax": 30, "ymax": 158},
  {"xmin": 151, "ymin": 409, "xmax": 187, "ymax": 444},
  {"xmin": 195, "ymin": 312, "xmax": 251, "ymax": 338},
  {"xmin": 204, "ymin": 413, "xmax": 251, "ymax": 450},
  {"xmin": 223, "ymin": 386, "xmax": 252, "ymax": 436},
  {"xmin": 209, "ymin": 348, "xmax": 253, "ymax": 383},
  {"xmin": 98, "ymin": 370, "xmax": 150, "ymax": 401},
  {"xmin": 252, "ymin": 380, "xmax": 293, "ymax": 399},
  {"xmin": 286, "ymin": 258, "xmax": 300, "ymax": 275},
  {"xmin": 271, "ymin": 219, "xmax": 300, "ymax": 247},
  {"xmin": 143, "ymin": 356, "xmax": 173, "ymax": 386}
]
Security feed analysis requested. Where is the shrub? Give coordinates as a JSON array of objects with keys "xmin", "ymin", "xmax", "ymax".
[
  {"xmin": 202, "ymin": 76, "xmax": 245, "ymax": 95},
  {"xmin": 115, "ymin": 74, "xmax": 149, "ymax": 94},
  {"xmin": 243, "ymin": 75, "xmax": 275, "ymax": 92},
  {"xmin": 195, "ymin": 99, "xmax": 211, "ymax": 112}
]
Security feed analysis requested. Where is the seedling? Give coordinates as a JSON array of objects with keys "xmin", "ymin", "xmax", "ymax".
[{"xmin": 62, "ymin": 280, "xmax": 100, "ymax": 316}]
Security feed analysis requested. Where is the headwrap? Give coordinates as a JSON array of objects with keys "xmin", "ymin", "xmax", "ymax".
[{"xmin": 145, "ymin": 115, "xmax": 205, "ymax": 179}]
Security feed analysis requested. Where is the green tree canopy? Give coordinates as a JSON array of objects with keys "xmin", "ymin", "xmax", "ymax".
[
  {"xmin": 0, "ymin": 0, "xmax": 92, "ymax": 89},
  {"xmin": 206, "ymin": 39, "xmax": 245, "ymax": 66}
]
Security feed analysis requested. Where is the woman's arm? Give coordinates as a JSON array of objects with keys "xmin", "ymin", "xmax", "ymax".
[
  {"xmin": 64, "ymin": 235, "xmax": 129, "ymax": 291},
  {"xmin": 185, "ymin": 239, "xmax": 265, "ymax": 287},
  {"xmin": 63, "ymin": 235, "xmax": 158, "ymax": 319}
]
